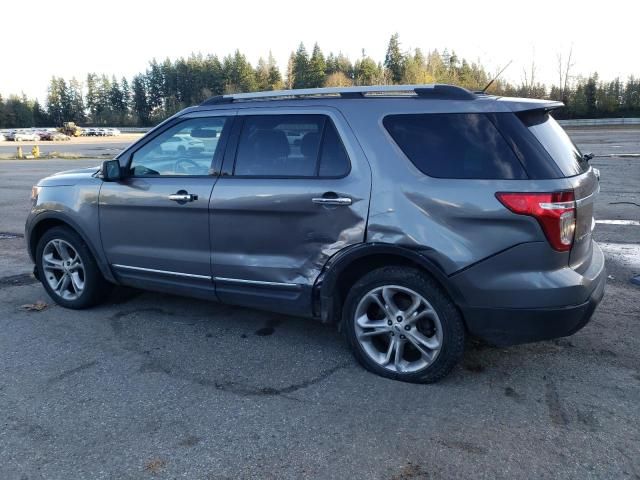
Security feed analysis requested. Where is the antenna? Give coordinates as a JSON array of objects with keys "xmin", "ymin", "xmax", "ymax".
[{"xmin": 482, "ymin": 60, "xmax": 513, "ymax": 93}]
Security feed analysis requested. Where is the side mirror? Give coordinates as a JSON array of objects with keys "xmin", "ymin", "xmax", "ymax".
[{"xmin": 102, "ymin": 159, "xmax": 123, "ymax": 181}]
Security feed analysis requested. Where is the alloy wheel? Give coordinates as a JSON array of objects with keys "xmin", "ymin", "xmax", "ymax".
[
  {"xmin": 354, "ymin": 285, "xmax": 443, "ymax": 373},
  {"xmin": 42, "ymin": 239, "xmax": 86, "ymax": 301}
]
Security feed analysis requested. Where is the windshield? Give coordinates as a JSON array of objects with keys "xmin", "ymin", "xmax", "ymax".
[{"xmin": 519, "ymin": 111, "xmax": 589, "ymax": 177}]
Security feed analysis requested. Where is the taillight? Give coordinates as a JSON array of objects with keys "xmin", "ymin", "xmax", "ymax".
[{"xmin": 496, "ymin": 191, "xmax": 576, "ymax": 252}]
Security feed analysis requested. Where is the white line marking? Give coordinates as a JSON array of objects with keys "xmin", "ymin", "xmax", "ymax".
[{"xmin": 596, "ymin": 219, "xmax": 640, "ymax": 226}]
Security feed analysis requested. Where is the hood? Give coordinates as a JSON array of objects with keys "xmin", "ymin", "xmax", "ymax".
[{"xmin": 37, "ymin": 166, "xmax": 101, "ymax": 187}]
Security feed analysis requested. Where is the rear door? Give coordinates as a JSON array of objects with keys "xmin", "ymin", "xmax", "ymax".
[{"xmin": 209, "ymin": 108, "xmax": 371, "ymax": 315}]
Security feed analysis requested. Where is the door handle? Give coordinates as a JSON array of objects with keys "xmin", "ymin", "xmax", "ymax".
[
  {"xmin": 312, "ymin": 196, "xmax": 352, "ymax": 206},
  {"xmin": 168, "ymin": 192, "xmax": 198, "ymax": 202}
]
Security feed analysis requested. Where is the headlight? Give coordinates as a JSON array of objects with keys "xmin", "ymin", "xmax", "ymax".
[{"xmin": 30, "ymin": 186, "xmax": 40, "ymax": 203}]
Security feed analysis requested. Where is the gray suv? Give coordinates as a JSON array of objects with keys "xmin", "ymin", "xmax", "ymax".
[{"xmin": 26, "ymin": 84, "xmax": 605, "ymax": 383}]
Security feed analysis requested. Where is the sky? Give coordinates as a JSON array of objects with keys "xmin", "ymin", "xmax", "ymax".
[{"xmin": 1, "ymin": 0, "xmax": 637, "ymax": 101}]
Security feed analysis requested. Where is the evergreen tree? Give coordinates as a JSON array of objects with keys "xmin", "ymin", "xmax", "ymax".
[
  {"xmin": 57, "ymin": 78, "xmax": 74, "ymax": 123},
  {"xmin": 33, "ymin": 100, "xmax": 49, "ymax": 126},
  {"xmin": 267, "ymin": 51, "xmax": 283, "ymax": 90},
  {"xmin": 403, "ymin": 48, "xmax": 431, "ymax": 84},
  {"xmin": 85, "ymin": 73, "xmax": 99, "ymax": 124},
  {"xmin": 384, "ymin": 33, "xmax": 405, "ymax": 83},
  {"xmin": 585, "ymin": 74, "xmax": 598, "ymax": 116},
  {"xmin": 109, "ymin": 76, "xmax": 126, "ymax": 123},
  {"xmin": 4, "ymin": 41, "xmax": 640, "ymax": 127},
  {"xmin": 120, "ymin": 77, "xmax": 132, "ymax": 124},
  {"xmin": 354, "ymin": 56, "xmax": 381, "ymax": 85},
  {"xmin": 292, "ymin": 43, "xmax": 310, "ymax": 89},
  {"xmin": 255, "ymin": 57, "xmax": 270, "ymax": 91},
  {"xmin": 46, "ymin": 77, "xmax": 63, "ymax": 125},
  {"xmin": 202, "ymin": 54, "xmax": 224, "ymax": 99},
  {"xmin": 0, "ymin": 94, "xmax": 5, "ymax": 127},
  {"xmin": 222, "ymin": 50, "xmax": 257, "ymax": 93},
  {"xmin": 308, "ymin": 43, "xmax": 326, "ymax": 87},
  {"xmin": 147, "ymin": 59, "xmax": 165, "ymax": 112},
  {"xmin": 131, "ymin": 74, "xmax": 151, "ymax": 125},
  {"xmin": 286, "ymin": 53, "xmax": 296, "ymax": 89},
  {"xmin": 68, "ymin": 77, "xmax": 86, "ymax": 123}
]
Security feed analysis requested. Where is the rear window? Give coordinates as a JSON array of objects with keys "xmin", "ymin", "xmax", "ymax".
[
  {"xmin": 383, "ymin": 113, "xmax": 527, "ymax": 179},
  {"xmin": 518, "ymin": 111, "xmax": 588, "ymax": 176}
]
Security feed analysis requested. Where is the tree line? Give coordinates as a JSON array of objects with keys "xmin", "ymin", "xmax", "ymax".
[{"xmin": 1, "ymin": 34, "xmax": 640, "ymax": 128}]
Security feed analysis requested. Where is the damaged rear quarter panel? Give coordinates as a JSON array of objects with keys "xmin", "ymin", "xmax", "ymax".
[{"xmin": 338, "ymin": 100, "xmax": 568, "ymax": 275}]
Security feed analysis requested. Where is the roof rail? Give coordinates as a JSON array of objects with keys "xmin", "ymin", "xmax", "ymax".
[{"xmin": 200, "ymin": 84, "xmax": 476, "ymax": 106}]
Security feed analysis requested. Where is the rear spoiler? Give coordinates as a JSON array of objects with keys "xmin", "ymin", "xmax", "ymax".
[{"xmin": 496, "ymin": 97, "xmax": 564, "ymax": 113}]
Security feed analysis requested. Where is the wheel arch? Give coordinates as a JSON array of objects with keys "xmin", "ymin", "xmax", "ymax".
[
  {"xmin": 314, "ymin": 243, "xmax": 466, "ymax": 324},
  {"xmin": 28, "ymin": 212, "xmax": 116, "ymax": 283}
]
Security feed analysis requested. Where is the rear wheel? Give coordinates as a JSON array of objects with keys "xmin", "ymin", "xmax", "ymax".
[
  {"xmin": 36, "ymin": 226, "xmax": 111, "ymax": 309},
  {"xmin": 343, "ymin": 267, "xmax": 465, "ymax": 383}
]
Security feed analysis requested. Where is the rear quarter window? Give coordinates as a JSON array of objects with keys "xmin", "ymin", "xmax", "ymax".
[
  {"xmin": 518, "ymin": 111, "xmax": 589, "ymax": 177},
  {"xmin": 383, "ymin": 113, "xmax": 527, "ymax": 179}
]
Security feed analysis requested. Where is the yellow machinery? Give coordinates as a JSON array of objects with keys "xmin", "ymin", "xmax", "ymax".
[{"xmin": 60, "ymin": 122, "xmax": 83, "ymax": 137}]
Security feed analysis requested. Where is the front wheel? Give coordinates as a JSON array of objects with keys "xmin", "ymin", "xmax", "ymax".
[
  {"xmin": 36, "ymin": 226, "xmax": 111, "ymax": 309},
  {"xmin": 343, "ymin": 267, "xmax": 465, "ymax": 383}
]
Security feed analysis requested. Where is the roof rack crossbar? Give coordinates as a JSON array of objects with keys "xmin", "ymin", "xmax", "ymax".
[{"xmin": 199, "ymin": 84, "xmax": 476, "ymax": 106}]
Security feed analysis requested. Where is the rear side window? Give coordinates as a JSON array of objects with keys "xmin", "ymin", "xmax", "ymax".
[
  {"xmin": 319, "ymin": 121, "xmax": 350, "ymax": 177},
  {"xmin": 383, "ymin": 113, "xmax": 527, "ymax": 179},
  {"xmin": 518, "ymin": 111, "xmax": 588, "ymax": 177},
  {"xmin": 234, "ymin": 114, "xmax": 350, "ymax": 177}
]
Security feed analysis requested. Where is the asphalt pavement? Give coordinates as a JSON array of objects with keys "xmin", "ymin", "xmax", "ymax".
[{"xmin": 0, "ymin": 128, "xmax": 638, "ymax": 479}]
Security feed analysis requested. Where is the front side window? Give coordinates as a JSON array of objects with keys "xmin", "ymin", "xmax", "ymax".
[
  {"xmin": 383, "ymin": 113, "xmax": 527, "ymax": 179},
  {"xmin": 129, "ymin": 117, "xmax": 230, "ymax": 176},
  {"xmin": 233, "ymin": 114, "xmax": 350, "ymax": 177}
]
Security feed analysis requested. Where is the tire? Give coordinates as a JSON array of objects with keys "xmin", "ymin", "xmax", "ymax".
[
  {"xmin": 36, "ymin": 226, "xmax": 112, "ymax": 309},
  {"xmin": 343, "ymin": 266, "xmax": 465, "ymax": 383}
]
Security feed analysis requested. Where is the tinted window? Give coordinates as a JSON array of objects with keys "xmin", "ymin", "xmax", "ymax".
[
  {"xmin": 319, "ymin": 121, "xmax": 350, "ymax": 177},
  {"xmin": 519, "ymin": 111, "xmax": 588, "ymax": 176},
  {"xmin": 130, "ymin": 117, "xmax": 229, "ymax": 176},
  {"xmin": 383, "ymin": 113, "xmax": 527, "ymax": 179},
  {"xmin": 234, "ymin": 115, "xmax": 350, "ymax": 177}
]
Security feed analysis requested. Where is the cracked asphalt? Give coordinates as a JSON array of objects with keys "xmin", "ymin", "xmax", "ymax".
[{"xmin": 0, "ymin": 128, "xmax": 639, "ymax": 479}]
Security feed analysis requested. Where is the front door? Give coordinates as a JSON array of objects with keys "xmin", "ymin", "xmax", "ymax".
[
  {"xmin": 210, "ymin": 110, "xmax": 371, "ymax": 314},
  {"xmin": 99, "ymin": 114, "xmax": 233, "ymax": 297}
]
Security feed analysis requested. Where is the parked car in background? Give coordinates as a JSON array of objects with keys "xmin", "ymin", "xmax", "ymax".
[
  {"xmin": 14, "ymin": 131, "xmax": 40, "ymax": 141},
  {"xmin": 41, "ymin": 131, "xmax": 71, "ymax": 141},
  {"xmin": 160, "ymin": 134, "xmax": 205, "ymax": 153},
  {"xmin": 79, "ymin": 127, "xmax": 121, "ymax": 136},
  {"xmin": 25, "ymin": 84, "xmax": 605, "ymax": 383},
  {"xmin": 0, "ymin": 133, "xmax": 6, "ymax": 142}
]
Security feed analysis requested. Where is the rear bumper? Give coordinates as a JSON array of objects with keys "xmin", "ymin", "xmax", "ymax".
[
  {"xmin": 462, "ymin": 271, "xmax": 605, "ymax": 346},
  {"xmin": 454, "ymin": 241, "xmax": 606, "ymax": 346}
]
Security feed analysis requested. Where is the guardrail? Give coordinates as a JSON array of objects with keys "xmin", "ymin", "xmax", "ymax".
[
  {"xmin": 114, "ymin": 127, "xmax": 152, "ymax": 133},
  {"xmin": 558, "ymin": 118, "xmax": 640, "ymax": 127}
]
